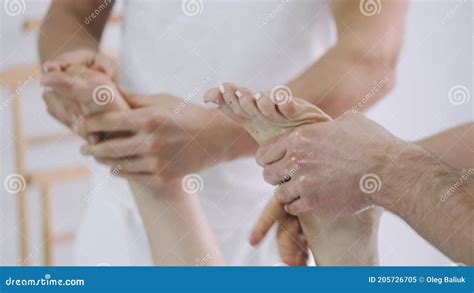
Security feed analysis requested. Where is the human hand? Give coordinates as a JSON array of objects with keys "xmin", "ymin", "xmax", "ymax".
[
  {"xmin": 41, "ymin": 64, "xmax": 129, "ymax": 143},
  {"xmin": 78, "ymin": 93, "xmax": 257, "ymax": 189},
  {"xmin": 250, "ymin": 198, "xmax": 308, "ymax": 266},
  {"xmin": 41, "ymin": 49, "xmax": 120, "ymax": 130},
  {"xmin": 43, "ymin": 49, "xmax": 119, "ymax": 79},
  {"xmin": 256, "ymin": 112, "xmax": 408, "ymax": 216},
  {"xmin": 41, "ymin": 64, "xmax": 128, "ymax": 113}
]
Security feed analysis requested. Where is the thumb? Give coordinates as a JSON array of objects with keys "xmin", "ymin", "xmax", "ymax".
[
  {"xmin": 43, "ymin": 49, "xmax": 96, "ymax": 72},
  {"xmin": 117, "ymin": 85, "xmax": 142, "ymax": 108},
  {"xmin": 249, "ymin": 198, "xmax": 286, "ymax": 246},
  {"xmin": 91, "ymin": 53, "xmax": 119, "ymax": 80}
]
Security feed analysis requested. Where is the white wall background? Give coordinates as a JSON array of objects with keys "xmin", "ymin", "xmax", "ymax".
[
  {"xmin": 0, "ymin": 0, "xmax": 122, "ymax": 265},
  {"xmin": 1, "ymin": 0, "xmax": 472, "ymax": 266}
]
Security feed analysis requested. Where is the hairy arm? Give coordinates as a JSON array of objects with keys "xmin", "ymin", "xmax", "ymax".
[
  {"xmin": 39, "ymin": 0, "xmax": 113, "ymax": 63},
  {"xmin": 288, "ymin": 0, "xmax": 409, "ymax": 117},
  {"xmin": 375, "ymin": 123, "xmax": 474, "ymax": 265},
  {"xmin": 416, "ymin": 123, "xmax": 474, "ymax": 170}
]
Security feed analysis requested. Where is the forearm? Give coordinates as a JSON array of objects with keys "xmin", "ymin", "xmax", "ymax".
[
  {"xmin": 128, "ymin": 183, "xmax": 224, "ymax": 266},
  {"xmin": 288, "ymin": 0, "xmax": 408, "ymax": 117},
  {"xmin": 39, "ymin": 0, "xmax": 112, "ymax": 63},
  {"xmin": 287, "ymin": 43, "xmax": 396, "ymax": 117},
  {"xmin": 374, "ymin": 145, "xmax": 473, "ymax": 265},
  {"xmin": 416, "ymin": 122, "xmax": 474, "ymax": 170}
]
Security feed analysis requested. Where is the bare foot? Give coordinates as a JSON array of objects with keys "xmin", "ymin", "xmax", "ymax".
[
  {"xmin": 204, "ymin": 83, "xmax": 330, "ymax": 143},
  {"xmin": 204, "ymin": 83, "xmax": 382, "ymax": 266},
  {"xmin": 41, "ymin": 64, "xmax": 132, "ymax": 141},
  {"xmin": 41, "ymin": 64, "xmax": 130, "ymax": 114}
]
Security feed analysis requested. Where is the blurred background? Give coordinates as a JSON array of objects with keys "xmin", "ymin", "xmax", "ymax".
[{"xmin": 0, "ymin": 0, "xmax": 472, "ymax": 266}]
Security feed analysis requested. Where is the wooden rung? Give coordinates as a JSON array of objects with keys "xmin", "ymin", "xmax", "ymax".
[
  {"xmin": 52, "ymin": 231, "xmax": 76, "ymax": 245},
  {"xmin": 0, "ymin": 64, "xmax": 41, "ymax": 90},
  {"xmin": 23, "ymin": 14, "xmax": 123, "ymax": 33},
  {"xmin": 28, "ymin": 165, "xmax": 91, "ymax": 186},
  {"xmin": 26, "ymin": 131, "xmax": 79, "ymax": 146},
  {"xmin": 40, "ymin": 185, "xmax": 52, "ymax": 266}
]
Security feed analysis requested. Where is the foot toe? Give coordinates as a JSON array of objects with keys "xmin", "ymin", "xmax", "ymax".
[
  {"xmin": 276, "ymin": 100, "xmax": 299, "ymax": 119},
  {"xmin": 221, "ymin": 83, "xmax": 252, "ymax": 119},
  {"xmin": 203, "ymin": 87, "xmax": 224, "ymax": 105},
  {"xmin": 206, "ymin": 85, "xmax": 245, "ymax": 123},
  {"xmin": 236, "ymin": 87, "xmax": 260, "ymax": 117},
  {"xmin": 278, "ymin": 98, "xmax": 331, "ymax": 122},
  {"xmin": 256, "ymin": 92, "xmax": 286, "ymax": 121}
]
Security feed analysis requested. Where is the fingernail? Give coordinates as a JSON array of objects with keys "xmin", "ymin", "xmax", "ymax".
[
  {"xmin": 235, "ymin": 90, "xmax": 243, "ymax": 98},
  {"xmin": 43, "ymin": 63, "xmax": 57, "ymax": 72},
  {"xmin": 205, "ymin": 99, "xmax": 220, "ymax": 106},
  {"xmin": 254, "ymin": 93, "xmax": 262, "ymax": 100},
  {"xmin": 219, "ymin": 85, "xmax": 225, "ymax": 95},
  {"xmin": 284, "ymin": 205, "xmax": 289, "ymax": 213},
  {"xmin": 88, "ymin": 134, "xmax": 100, "ymax": 145}
]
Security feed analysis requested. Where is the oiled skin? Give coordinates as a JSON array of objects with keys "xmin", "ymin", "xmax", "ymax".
[{"xmin": 236, "ymin": 97, "xmax": 381, "ymax": 266}]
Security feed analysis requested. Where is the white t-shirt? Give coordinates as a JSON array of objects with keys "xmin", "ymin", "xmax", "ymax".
[{"xmin": 76, "ymin": 0, "xmax": 336, "ymax": 266}]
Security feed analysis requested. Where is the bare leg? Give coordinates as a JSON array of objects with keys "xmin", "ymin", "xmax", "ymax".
[
  {"xmin": 127, "ymin": 182, "xmax": 224, "ymax": 265},
  {"xmin": 205, "ymin": 83, "xmax": 381, "ymax": 265}
]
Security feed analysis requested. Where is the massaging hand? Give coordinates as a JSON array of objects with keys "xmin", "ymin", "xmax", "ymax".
[
  {"xmin": 256, "ymin": 112, "xmax": 406, "ymax": 216},
  {"xmin": 78, "ymin": 94, "xmax": 252, "ymax": 188},
  {"xmin": 250, "ymin": 198, "xmax": 309, "ymax": 266},
  {"xmin": 41, "ymin": 49, "xmax": 121, "ymax": 132},
  {"xmin": 79, "ymin": 87, "xmax": 308, "ymax": 265}
]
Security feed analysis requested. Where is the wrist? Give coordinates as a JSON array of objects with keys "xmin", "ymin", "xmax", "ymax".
[
  {"xmin": 369, "ymin": 141, "xmax": 427, "ymax": 209},
  {"xmin": 129, "ymin": 180, "xmax": 191, "ymax": 202},
  {"xmin": 371, "ymin": 142, "xmax": 460, "ymax": 215}
]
